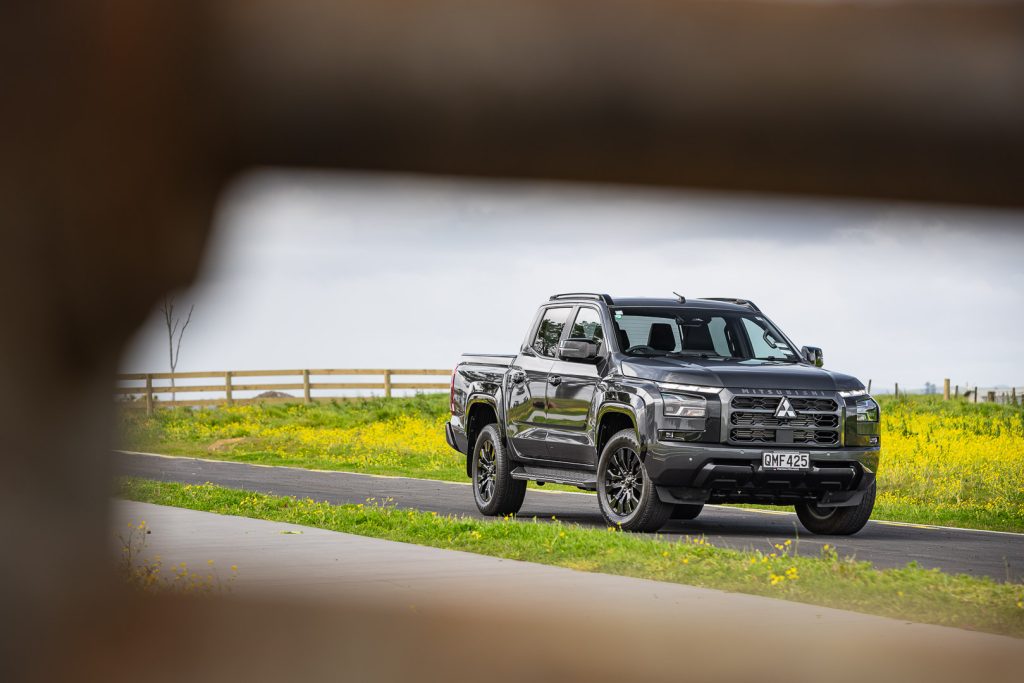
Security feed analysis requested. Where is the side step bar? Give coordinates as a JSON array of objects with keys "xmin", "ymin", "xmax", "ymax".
[{"xmin": 511, "ymin": 466, "xmax": 597, "ymax": 491}]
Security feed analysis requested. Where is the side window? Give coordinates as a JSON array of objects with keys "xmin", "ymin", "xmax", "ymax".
[
  {"xmin": 532, "ymin": 307, "xmax": 571, "ymax": 357},
  {"xmin": 741, "ymin": 317, "xmax": 791, "ymax": 359},
  {"xmin": 569, "ymin": 307, "xmax": 605, "ymax": 348}
]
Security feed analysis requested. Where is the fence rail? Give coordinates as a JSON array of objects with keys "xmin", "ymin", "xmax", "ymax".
[
  {"xmin": 877, "ymin": 378, "xmax": 1022, "ymax": 405},
  {"xmin": 116, "ymin": 368, "xmax": 452, "ymax": 413}
]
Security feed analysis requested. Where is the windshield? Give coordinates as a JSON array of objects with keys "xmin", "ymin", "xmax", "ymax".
[{"xmin": 611, "ymin": 308, "xmax": 801, "ymax": 362}]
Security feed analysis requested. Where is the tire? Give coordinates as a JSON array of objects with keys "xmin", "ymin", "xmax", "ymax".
[
  {"xmin": 671, "ymin": 504, "xmax": 704, "ymax": 520},
  {"xmin": 795, "ymin": 481, "xmax": 876, "ymax": 535},
  {"xmin": 471, "ymin": 424, "xmax": 526, "ymax": 516},
  {"xmin": 597, "ymin": 429, "xmax": 672, "ymax": 532}
]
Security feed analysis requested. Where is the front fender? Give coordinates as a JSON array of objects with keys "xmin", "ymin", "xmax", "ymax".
[{"xmin": 599, "ymin": 377, "xmax": 658, "ymax": 453}]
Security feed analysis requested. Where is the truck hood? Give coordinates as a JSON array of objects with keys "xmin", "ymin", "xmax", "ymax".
[{"xmin": 619, "ymin": 357, "xmax": 863, "ymax": 392}]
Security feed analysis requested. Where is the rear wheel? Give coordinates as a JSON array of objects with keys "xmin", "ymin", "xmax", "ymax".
[
  {"xmin": 472, "ymin": 424, "xmax": 526, "ymax": 516},
  {"xmin": 795, "ymin": 481, "xmax": 876, "ymax": 535},
  {"xmin": 597, "ymin": 429, "xmax": 672, "ymax": 532}
]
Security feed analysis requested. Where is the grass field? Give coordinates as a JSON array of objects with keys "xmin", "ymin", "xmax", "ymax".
[
  {"xmin": 118, "ymin": 478, "xmax": 1024, "ymax": 638},
  {"xmin": 118, "ymin": 393, "xmax": 1024, "ymax": 531}
]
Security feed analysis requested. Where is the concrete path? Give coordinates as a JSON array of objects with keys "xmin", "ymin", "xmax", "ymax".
[{"xmin": 112, "ymin": 499, "xmax": 1024, "ymax": 681}]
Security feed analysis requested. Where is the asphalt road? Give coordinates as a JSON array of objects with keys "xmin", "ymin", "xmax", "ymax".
[{"xmin": 113, "ymin": 450, "xmax": 1024, "ymax": 582}]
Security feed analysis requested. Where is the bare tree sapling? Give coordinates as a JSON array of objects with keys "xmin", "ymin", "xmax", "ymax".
[{"xmin": 160, "ymin": 296, "xmax": 194, "ymax": 390}]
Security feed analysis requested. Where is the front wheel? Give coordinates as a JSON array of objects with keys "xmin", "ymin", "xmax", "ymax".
[
  {"xmin": 795, "ymin": 482, "xmax": 876, "ymax": 535},
  {"xmin": 472, "ymin": 424, "xmax": 526, "ymax": 516},
  {"xmin": 597, "ymin": 429, "xmax": 672, "ymax": 532}
]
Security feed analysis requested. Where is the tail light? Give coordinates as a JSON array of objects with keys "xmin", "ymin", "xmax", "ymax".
[{"xmin": 449, "ymin": 366, "xmax": 457, "ymax": 414}]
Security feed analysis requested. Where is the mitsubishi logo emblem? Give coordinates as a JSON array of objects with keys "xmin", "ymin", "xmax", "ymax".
[{"xmin": 775, "ymin": 397, "xmax": 797, "ymax": 419}]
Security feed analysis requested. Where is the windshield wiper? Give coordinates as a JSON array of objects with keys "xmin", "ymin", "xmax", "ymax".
[{"xmin": 668, "ymin": 351, "xmax": 730, "ymax": 360}]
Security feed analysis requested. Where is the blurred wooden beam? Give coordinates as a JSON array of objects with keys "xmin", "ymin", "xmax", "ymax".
[
  {"xmin": 211, "ymin": 0, "xmax": 1024, "ymax": 207},
  {"xmin": 2, "ymin": 2, "xmax": 1023, "ymax": 680}
]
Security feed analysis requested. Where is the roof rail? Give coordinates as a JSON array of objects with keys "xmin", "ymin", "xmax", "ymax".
[
  {"xmin": 703, "ymin": 297, "xmax": 761, "ymax": 312},
  {"xmin": 549, "ymin": 292, "xmax": 614, "ymax": 304}
]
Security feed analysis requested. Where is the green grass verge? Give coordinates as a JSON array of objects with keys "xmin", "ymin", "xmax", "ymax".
[
  {"xmin": 118, "ymin": 394, "xmax": 581, "ymax": 491},
  {"xmin": 118, "ymin": 393, "xmax": 1024, "ymax": 532},
  {"xmin": 119, "ymin": 477, "xmax": 1024, "ymax": 638}
]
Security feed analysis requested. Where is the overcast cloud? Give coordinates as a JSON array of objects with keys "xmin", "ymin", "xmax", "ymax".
[{"xmin": 120, "ymin": 171, "xmax": 1024, "ymax": 393}]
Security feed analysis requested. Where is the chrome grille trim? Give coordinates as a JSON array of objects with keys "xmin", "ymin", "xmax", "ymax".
[{"xmin": 730, "ymin": 412, "xmax": 839, "ymax": 428}]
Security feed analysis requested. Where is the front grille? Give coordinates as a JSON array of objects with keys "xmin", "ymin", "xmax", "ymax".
[
  {"xmin": 731, "ymin": 428, "xmax": 776, "ymax": 443},
  {"xmin": 731, "ymin": 411, "xmax": 838, "ymax": 428},
  {"xmin": 729, "ymin": 427, "xmax": 839, "ymax": 446},
  {"xmin": 794, "ymin": 429, "xmax": 839, "ymax": 445},
  {"xmin": 731, "ymin": 396, "xmax": 781, "ymax": 410},
  {"xmin": 728, "ymin": 393, "xmax": 841, "ymax": 447},
  {"xmin": 790, "ymin": 398, "xmax": 838, "ymax": 412}
]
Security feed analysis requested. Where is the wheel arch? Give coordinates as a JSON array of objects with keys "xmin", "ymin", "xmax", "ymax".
[
  {"xmin": 595, "ymin": 405, "xmax": 639, "ymax": 459},
  {"xmin": 465, "ymin": 396, "xmax": 501, "ymax": 477}
]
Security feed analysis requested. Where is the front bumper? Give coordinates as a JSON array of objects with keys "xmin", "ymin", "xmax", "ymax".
[{"xmin": 645, "ymin": 441, "xmax": 879, "ymax": 507}]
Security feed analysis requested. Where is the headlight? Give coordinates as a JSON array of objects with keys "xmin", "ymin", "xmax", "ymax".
[
  {"xmin": 657, "ymin": 382, "xmax": 722, "ymax": 395},
  {"xmin": 662, "ymin": 393, "xmax": 707, "ymax": 418},
  {"xmin": 839, "ymin": 388, "xmax": 868, "ymax": 398},
  {"xmin": 856, "ymin": 398, "xmax": 879, "ymax": 422}
]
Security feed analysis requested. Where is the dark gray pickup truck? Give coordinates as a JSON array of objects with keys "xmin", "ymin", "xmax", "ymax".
[{"xmin": 445, "ymin": 294, "xmax": 880, "ymax": 534}]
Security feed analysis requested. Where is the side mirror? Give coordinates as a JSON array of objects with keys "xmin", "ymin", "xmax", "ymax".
[
  {"xmin": 801, "ymin": 346, "xmax": 824, "ymax": 367},
  {"xmin": 558, "ymin": 338, "xmax": 599, "ymax": 361}
]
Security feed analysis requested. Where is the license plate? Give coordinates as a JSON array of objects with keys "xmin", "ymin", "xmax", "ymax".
[{"xmin": 762, "ymin": 451, "xmax": 810, "ymax": 470}]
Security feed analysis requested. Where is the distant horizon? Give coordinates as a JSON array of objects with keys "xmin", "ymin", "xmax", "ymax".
[{"xmin": 120, "ymin": 170, "xmax": 1024, "ymax": 394}]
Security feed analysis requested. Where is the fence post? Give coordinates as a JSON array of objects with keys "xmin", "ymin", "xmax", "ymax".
[
  {"xmin": 987, "ymin": 390, "xmax": 996, "ymax": 403},
  {"xmin": 225, "ymin": 371, "xmax": 233, "ymax": 406},
  {"xmin": 303, "ymin": 369, "xmax": 311, "ymax": 404},
  {"xmin": 942, "ymin": 378, "xmax": 950, "ymax": 401},
  {"xmin": 384, "ymin": 370, "xmax": 392, "ymax": 399},
  {"xmin": 894, "ymin": 382, "xmax": 899, "ymax": 399},
  {"xmin": 974, "ymin": 386, "xmax": 978, "ymax": 404},
  {"xmin": 866, "ymin": 379, "xmax": 872, "ymax": 393},
  {"xmin": 145, "ymin": 374, "xmax": 153, "ymax": 415},
  {"xmin": 955, "ymin": 384, "xmax": 959, "ymax": 398},
  {"xmin": 1012, "ymin": 387, "xmax": 1017, "ymax": 405}
]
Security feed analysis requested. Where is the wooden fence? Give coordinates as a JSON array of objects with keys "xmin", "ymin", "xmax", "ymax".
[
  {"xmin": 116, "ymin": 368, "xmax": 451, "ymax": 413},
  {"xmin": 879, "ymin": 378, "xmax": 1022, "ymax": 405}
]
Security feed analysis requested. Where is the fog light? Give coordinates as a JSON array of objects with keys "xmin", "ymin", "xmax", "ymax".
[{"xmin": 658, "ymin": 430, "xmax": 701, "ymax": 442}]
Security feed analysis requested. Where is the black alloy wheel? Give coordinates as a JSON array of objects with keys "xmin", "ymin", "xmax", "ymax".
[{"xmin": 596, "ymin": 429, "xmax": 672, "ymax": 532}]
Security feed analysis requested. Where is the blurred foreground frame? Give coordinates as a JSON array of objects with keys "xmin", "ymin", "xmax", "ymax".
[{"xmin": 2, "ymin": 1, "xmax": 1023, "ymax": 682}]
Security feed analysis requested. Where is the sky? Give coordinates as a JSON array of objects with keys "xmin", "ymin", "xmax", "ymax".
[{"xmin": 120, "ymin": 170, "xmax": 1024, "ymax": 394}]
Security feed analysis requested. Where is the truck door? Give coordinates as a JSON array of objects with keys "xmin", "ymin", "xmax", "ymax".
[
  {"xmin": 543, "ymin": 305, "xmax": 605, "ymax": 466},
  {"xmin": 505, "ymin": 306, "xmax": 571, "ymax": 459}
]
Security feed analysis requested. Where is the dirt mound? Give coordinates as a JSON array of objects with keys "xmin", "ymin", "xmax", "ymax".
[{"xmin": 207, "ymin": 437, "xmax": 250, "ymax": 453}]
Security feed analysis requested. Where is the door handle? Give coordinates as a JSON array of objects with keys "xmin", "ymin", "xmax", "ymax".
[
  {"xmin": 549, "ymin": 376, "xmax": 562, "ymax": 386},
  {"xmin": 510, "ymin": 370, "xmax": 526, "ymax": 384}
]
